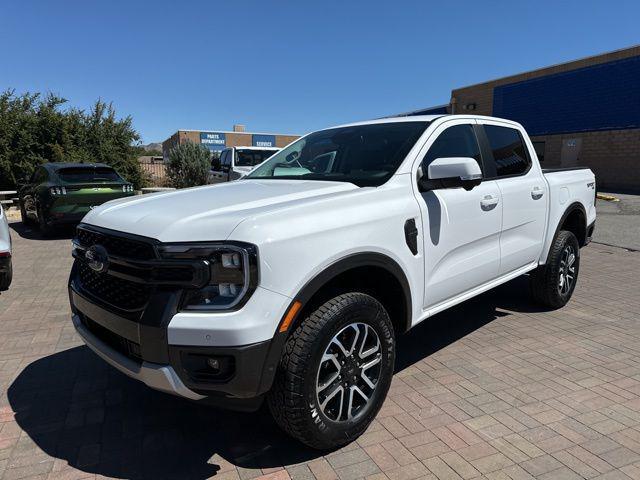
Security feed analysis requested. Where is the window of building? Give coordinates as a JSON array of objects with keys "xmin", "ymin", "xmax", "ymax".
[{"xmin": 483, "ymin": 125, "xmax": 531, "ymax": 177}]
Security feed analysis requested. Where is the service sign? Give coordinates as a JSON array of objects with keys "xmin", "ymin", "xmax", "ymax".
[
  {"xmin": 252, "ymin": 134, "xmax": 276, "ymax": 148},
  {"xmin": 200, "ymin": 132, "xmax": 226, "ymax": 151}
]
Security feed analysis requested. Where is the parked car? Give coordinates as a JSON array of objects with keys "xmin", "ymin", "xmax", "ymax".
[
  {"xmin": 0, "ymin": 204, "xmax": 12, "ymax": 291},
  {"xmin": 209, "ymin": 146, "xmax": 279, "ymax": 183},
  {"xmin": 68, "ymin": 115, "xmax": 596, "ymax": 449},
  {"xmin": 19, "ymin": 163, "xmax": 135, "ymax": 235}
]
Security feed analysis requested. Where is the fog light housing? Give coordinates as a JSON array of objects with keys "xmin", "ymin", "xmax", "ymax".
[{"xmin": 181, "ymin": 353, "xmax": 235, "ymax": 383}]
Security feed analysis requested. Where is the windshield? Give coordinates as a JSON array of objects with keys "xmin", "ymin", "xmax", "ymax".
[
  {"xmin": 57, "ymin": 167, "xmax": 123, "ymax": 183},
  {"xmin": 246, "ymin": 121, "xmax": 430, "ymax": 187},
  {"xmin": 235, "ymin": 149, "xmax": 278, "ymax": 167}
]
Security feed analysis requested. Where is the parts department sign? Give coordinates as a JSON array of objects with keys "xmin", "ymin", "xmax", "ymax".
[
  {"xmin": 200, "ymin": 132, "xmax": 226, "ymax": 151},
  {"xmin": 252, "ymin": 134, "xmax": 276, "ymax": 147}
]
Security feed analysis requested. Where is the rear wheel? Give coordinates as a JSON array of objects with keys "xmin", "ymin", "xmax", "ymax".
[
  {"xmin": 0, "ymin": 259, "xmax": 12, "ymax": 291},
  {"xmin": 37, "ymin": 207, "xmax": 54, "ymax": 237},
  {"xmin": 20, "ymin": 201, "xmax": 34, "ymax": 226},
  {"xmin": 530, "ymin": 230, "xmax": 580, "ymax": 309},
  {"xmin": 268, "ymin": 292, "xmax": 395, "ymax": 449}
]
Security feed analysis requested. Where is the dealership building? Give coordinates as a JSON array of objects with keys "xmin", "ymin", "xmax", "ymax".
[
  {"xmin": 162, "ymin": 125, "xmax": 299, "ymax": 161},
  {"xmin": 412, "ymin": 45, "xmax": 640, "ymax": 192}
]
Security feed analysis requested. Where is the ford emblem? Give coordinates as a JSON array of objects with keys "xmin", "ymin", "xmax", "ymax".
[{"xmin": 85, "ymin": 245, "xmax": 109, "ymax": 274}]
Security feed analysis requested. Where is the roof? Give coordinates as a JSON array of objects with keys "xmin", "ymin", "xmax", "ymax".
[
  {"xmin": 325, "ymin": 114, "xmax": 525, "ymax": 131},
  {"xmin": 328, "ymin": 115, "xmax": 445, "ymax": 130},
  {"xmin": 171, "ymin": 129, "xmax": 300, "ymax": 137},
  {"xmin": 453, "ymin": 44, "xmax": 640, "ymax": 91}
]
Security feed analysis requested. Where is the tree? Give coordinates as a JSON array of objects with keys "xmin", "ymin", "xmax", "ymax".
[
  {"xmin": 0, "ymin": 89, "xmax": 145, "ymax": 189},
  {"xmin": 167, "ymin": 141, "xmax": 211, "ymax": 188}
]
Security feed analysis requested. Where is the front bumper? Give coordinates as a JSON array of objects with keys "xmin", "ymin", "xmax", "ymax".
[
  {"xmin": 0, "ymin": 256, "xmax": 10, "ymax": 274},
  {"xmin": 69, "ymin": 280, "xmax": 290, "ymax": 404},
  {"xmin": 72, "ymin": 313, "xmax": 204, "ymax": 400}
]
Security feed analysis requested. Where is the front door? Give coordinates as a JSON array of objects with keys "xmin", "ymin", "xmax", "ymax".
[{"xmin": 416, "ymin": 120, "xmax": 503, "ymax": 310}]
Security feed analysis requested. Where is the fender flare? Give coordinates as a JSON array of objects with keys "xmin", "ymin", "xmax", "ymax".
[
  {"xmin": 552, "ymin": 202, "xmax": 588, "ymax": 246},
  {"xmin": 288, "ymin": 252, "xmax": 413, "ymax": 333}
]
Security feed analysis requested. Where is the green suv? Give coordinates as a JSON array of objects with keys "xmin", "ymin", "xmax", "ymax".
[{"xmin": 19, "ymin": 163, "xmax": 135, "ymax": 235}]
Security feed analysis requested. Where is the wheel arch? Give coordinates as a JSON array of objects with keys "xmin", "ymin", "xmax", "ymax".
[
  {"xmin": 556, "ymin": 202, "xmax": 588, "ymax": 247},
  {"xmin": 281, "ymin": 252, "xmax": 413, "ymax": 337}
]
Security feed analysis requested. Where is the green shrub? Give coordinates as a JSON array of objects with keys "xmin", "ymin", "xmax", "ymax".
[
  {"xmin": 167, "ymin": 141, "xmax": 211, "ymax": 188},
  {"xmin": 0, "ymin": 89, "xmax": 146, "ymax": 189}
]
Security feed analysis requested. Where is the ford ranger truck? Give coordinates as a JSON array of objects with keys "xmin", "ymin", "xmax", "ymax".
[{"xmin": 68, "ymin": 115, "xmax": 596, "ymax": 449}]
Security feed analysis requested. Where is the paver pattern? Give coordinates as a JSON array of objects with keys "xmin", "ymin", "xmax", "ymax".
[{"xmin": 1, "ymin": 220, "xmax": 640, "ymax": 480}]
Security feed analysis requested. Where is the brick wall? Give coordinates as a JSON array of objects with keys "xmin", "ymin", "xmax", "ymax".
[
  {"xmin": 163, "ymin": 130, "xmax": 300, "ymax": 152},
  {"xmin": 275, "ymin": 135, "xmax": 299, "ymax": 148},
  {"xmin": 450, "ymin": 46, "xmax": 640, "ymax": 192},
  {"xmin": 532, "ymin": 129, "xmax": 640, "ymax": 192}
]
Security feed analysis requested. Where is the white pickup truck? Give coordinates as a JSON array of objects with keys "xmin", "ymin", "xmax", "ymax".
[
  {"xmin": 68, "ymin": 115, "xmax": 596, "ymax": 449},
  {"xmin": 208, "ymin": 146, "xmax": 279, "ymax": 184}
]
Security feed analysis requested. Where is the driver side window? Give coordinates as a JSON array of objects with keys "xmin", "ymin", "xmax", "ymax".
[
  {"xmin": 222, "ymin": 149, "xmax": 232, "ymax": 167},
  {"xmin": 422, "ymin": 124, "xmax": 482, "ymax": 173}
]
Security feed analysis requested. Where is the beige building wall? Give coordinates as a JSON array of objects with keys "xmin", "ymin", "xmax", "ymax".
[{"xmin": 163, "ymin": 130, "xmax": 301, "ymax": 159}]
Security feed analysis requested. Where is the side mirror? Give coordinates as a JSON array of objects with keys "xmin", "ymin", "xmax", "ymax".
[
  {"xmin": 419, "ymin": 157, "xmax": 482, "ymax": 192},
  {"xmin": 211, "ymin": 160, "xmax": 221, "ymax": 170}
]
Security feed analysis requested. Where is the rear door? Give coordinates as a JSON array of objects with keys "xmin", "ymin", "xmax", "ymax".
[
  {"xmin": 477, "ymin": 120, "xmax": 548, "ymax": 274},
  {"xmin": 416, "ymin": 119, "xmax": 503, "ymax": 310}
]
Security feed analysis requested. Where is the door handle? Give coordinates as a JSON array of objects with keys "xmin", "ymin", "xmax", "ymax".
[
  {"xmin": 531, "ymin": 187, "xmax": 544, "ymax": 200},
  {"xmin": 480, "ymin": 195, "xmax": 499, "ymax": 211}
]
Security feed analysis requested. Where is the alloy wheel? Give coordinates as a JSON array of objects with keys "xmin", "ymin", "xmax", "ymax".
[
  {"xmin": 558, "ymin": 245, "xmax": 576, "ymax": 295},
  {"xmin": 315, "ymin": 322, "xmax": 382, "ymax": 422}
]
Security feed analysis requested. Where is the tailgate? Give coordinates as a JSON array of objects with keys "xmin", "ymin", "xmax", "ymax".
[{"xmin": 63, "ymin": 184, "xmax": 130, "ymax": 206}]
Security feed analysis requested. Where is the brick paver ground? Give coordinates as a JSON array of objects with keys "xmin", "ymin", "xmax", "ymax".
[{"xmin": 1, "ymin": 220, "xmax": 640, "ymax": 480}]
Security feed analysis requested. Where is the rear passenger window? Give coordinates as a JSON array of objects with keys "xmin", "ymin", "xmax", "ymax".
[
  {"xmin": 422, "ymin": 124, "xmax": 481, "ymax": 171},
  {"xmin": 484, "ymin": 125, "xmax": 531, "ymax": 177}
]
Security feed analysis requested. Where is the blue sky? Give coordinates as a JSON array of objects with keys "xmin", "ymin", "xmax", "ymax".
[{"xmin": 2, "ymin": 1, "xmax": 639, "ymax": 143}]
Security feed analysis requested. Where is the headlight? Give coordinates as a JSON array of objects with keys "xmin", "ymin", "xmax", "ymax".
[{"xmin": 157, "ymin": 243, "xmax": 258, "ymax": 311}]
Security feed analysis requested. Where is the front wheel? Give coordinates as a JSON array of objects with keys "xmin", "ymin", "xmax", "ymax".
[
  {"xmin": 268, "ymin": 292, "xmax": 395, "ymax": 449},
  {"xmin": 530, "ymin": 230, "xmax": 580, "ymax": 309}
]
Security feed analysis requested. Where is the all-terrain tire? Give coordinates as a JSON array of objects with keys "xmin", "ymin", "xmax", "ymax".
[
  {"xmin": 267, "ymin": 292, "xmax": 395, "ymax": 450},
  {"xmin": 37, "ymin": 207, "xmax": 53, "ymax": 237},
  {"xmin": 530, "ymin": 230, "xmax": 580, "ymax": 309},
  {"xmin": 20, "ymin": 201, "xmax": 33, "ymax": 226}
]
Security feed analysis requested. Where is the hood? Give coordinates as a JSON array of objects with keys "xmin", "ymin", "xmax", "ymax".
[{"xmin": 82, "ymin": 180, "xmax": 358, "ymax": 241}]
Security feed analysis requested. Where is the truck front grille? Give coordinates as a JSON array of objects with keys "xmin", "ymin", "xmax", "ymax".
[
  {"xmin": 76, "ymin": 226, "xmax": 156, "ymax": 260},
  {"xmin": 78, "ymin": 263, "xmax": 152, "ymax": 311}
]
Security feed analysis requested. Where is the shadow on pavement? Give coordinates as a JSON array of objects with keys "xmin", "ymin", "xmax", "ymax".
[
  {"xmin": 8, "ymin": 277, "xmax": 538, "ymax": 479},
  {"xmin": 9, "ymin": 220, "xmax": 75, "ymax": 240}
]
